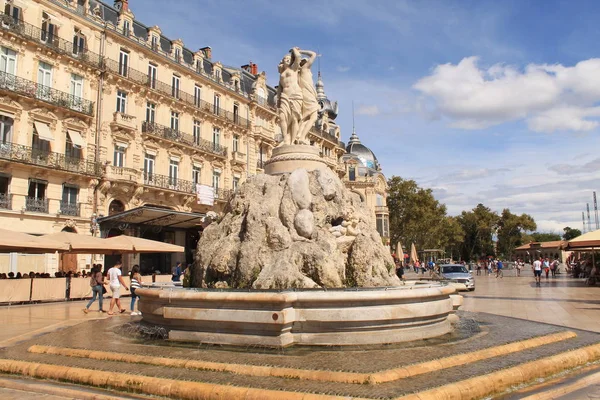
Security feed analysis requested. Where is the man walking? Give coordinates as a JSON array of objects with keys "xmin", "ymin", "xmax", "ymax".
[
  {"xmin": 107, "ymin": 260, "xmax": 128, "ymax": 315},
  {"xmin": 172, "ymin": 261, "xmax": 182, "ymax": 282},
  {"xmin": 533, "ymin": 257, "xmax": 543, "ymax": 287},
  {"xmin": 496, "ymin": 260, "xmax": 503, "ymax": 278}
]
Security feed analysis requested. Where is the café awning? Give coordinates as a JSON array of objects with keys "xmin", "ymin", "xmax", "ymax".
[
  {"xmin": 565, "ymin": 229, "xmax": 600, "ymax": 250},
  {"xmin": 98, "ymin": 206, "xmax": 205, "ymax": 230},
  {"xmin": 0, "ymin": 228, "xmax": 69, "ymax": 253},
  {"xmin": 42, "ymin": 232, "xmax": 131, "ymax": 254},
  {"xmin": 103, "ymin": 235, "xmax": 184, "ymax": 253}
]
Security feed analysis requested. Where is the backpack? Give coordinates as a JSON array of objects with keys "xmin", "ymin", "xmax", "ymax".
[{"xmin": 89, "ymin": 273, "xmax": 97, "ymax": 287}]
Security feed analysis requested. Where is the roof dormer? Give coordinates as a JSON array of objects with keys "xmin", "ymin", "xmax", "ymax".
[
  {"xmin": 193, "ymin": 50, "xmax": 205, "ymax": 73},
  {"xmin": 230, "ymin": 71, "xmax": 241, "ymax": 92},
  {"xmin": 116, "ymin": 2, "xmax": 134, "ymax": 38},
  {"xmin": 147, "ymin": 25, "xmax": 162, "ymax": 51},
  {"xmin": 213, "ymin": 61, "xmax": 222, "ymax": 83},
  {"xmin": 172, "ymin": 39, "xmax": 184, "ymax": 64}
]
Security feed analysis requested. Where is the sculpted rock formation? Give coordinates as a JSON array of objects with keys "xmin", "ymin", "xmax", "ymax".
[{"xmin": 193, "ymin": 167, "xmax": 400, "ymax": 289}]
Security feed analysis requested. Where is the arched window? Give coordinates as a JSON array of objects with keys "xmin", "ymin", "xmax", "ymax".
[{"xmin": 108, "ymin": 200, "xmax": 124, "ymax": 216}]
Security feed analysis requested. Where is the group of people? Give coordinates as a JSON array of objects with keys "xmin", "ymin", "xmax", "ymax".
[
  {"xmin": 532, "ymin": 257, "xmax": 561, "ymax": 286},
  {"xmin": 0, "ymin": 272, "xmax": 55, "ymax": 279},
  {"xmin": 475, "ymin": 259, "xmax": 504, "ymax": 278},
  {"xmin": 83, "ymin": 260, "xmax": 142, "ymax": 316}
]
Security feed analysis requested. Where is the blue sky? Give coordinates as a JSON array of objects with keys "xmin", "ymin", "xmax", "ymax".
[{"xmin": 130, "ymin": 0, "xmax": 600, "ymax": 233}]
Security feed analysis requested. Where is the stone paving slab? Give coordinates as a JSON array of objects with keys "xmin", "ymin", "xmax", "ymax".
[{"xmin": 0, "ymin": 311, "xmax": 598, "ymax": 399}]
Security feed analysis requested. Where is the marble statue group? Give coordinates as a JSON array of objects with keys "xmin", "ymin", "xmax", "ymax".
[{"xmin": 276, "ymin": 47, "xmax": 319, "ymax": 146}]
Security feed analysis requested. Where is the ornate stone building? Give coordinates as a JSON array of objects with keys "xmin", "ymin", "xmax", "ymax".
[{"xmin": 0, "ymin": 0, "xmax": 385, "ymax": 274}]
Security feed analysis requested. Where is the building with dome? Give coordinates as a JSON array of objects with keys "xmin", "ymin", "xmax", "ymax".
[{"xmin": 311, "ymin": 73, "xmax": 390, "ymax": 243}]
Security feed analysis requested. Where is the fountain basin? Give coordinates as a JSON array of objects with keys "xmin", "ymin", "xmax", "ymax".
[{"xmin": 137, "ymin": 284, "xmax": 458, "ymax": 347}]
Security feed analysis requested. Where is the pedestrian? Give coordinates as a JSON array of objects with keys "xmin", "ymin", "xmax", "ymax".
[
  {"xmin": 533, "ymin": 257, "xmax": 543, "ymax": 286},
  {"xmin": 487, "ymin": 261, "xmax": 493, "ymax": 276},
  {"xmin": 496, "ymin": 260, "xmax": 503, "ymax": 278},
  {"xmin": 107, "ymin": 260, "xmax": 128, "ymax": 315},
  {"xmin": 543, "ymin": 257, "xmax": 550, "ymax": 279},
  {"xmin": 476, "ymin": 262, "xmax": 481, "ymax": 276},
  {"xmin": 550, "ymin": 258, "xmax": 559, "ymax": 278},
  {"xmin": 172, "ymin": 261, "xmax": 182, "ymax": 282},
  {"xmin": 395, "ymin": 258, "xmax": 405, "ymax": 284},
  {"xmin": 516, "ymin": 260, "xmax": 522, "ymax": 277},
  {"xmin": 83, "ymin": 264, "xmax": 106, "ymax": 314},
  {"xmin": 130, "ymin": 264, "xmax": 142, "ymax": 316}
]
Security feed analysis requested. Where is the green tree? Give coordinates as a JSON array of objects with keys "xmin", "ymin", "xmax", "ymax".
[
  {"xmin": 531, "ymin": 232, "xmax": 562, "ymax": 242},
  {"xmin": 387, "ymin": 177, "xmax": 459, "ymax": 255},
  {"xmin": 562, "ymin": 226, "xmax": 582, "ymax": 240},
  {"xmin": 456, "ymin": 204, "xmax": 498, "ymax": 261},
  {"xmin": 496, "ymin": 209, "xmax": 536, "ymax": 259}
]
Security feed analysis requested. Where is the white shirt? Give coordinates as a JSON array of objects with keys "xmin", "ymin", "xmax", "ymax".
[
  {"xmin": 108, "ymin": 267, "xmax": 121, "ymax": 287},
  {"xmin": 533, "ymin": 260, "xmax": 542, "ymax": 271}
]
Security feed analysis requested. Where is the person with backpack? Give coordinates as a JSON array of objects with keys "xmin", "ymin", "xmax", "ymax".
[{"xmin": 83, "ymin": 264, "xmax": 106, "ymax": 314}]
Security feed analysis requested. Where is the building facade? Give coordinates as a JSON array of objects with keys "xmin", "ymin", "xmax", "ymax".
[{"xmin": 0, "ymin": 0, "xmax": 387, "ymax": 274}]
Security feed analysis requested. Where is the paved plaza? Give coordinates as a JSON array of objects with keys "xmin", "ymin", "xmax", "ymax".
[{"xmin": 0, "ymin": 269, "xmax": 597, "ymax": 399}]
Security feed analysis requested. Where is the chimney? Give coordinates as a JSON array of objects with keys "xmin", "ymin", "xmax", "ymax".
[
  {"xmin": 241, "ymin": 62, "xmax": 258, "ymax": 75},
  {"xmin": 200, "ymin": 46, "xmax": 212, "ymax": 59}
]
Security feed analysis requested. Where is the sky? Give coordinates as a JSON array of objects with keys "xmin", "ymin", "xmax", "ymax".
[{"xmin": 130, "ymin": 0, "xmax": 600, "ymax": 234}]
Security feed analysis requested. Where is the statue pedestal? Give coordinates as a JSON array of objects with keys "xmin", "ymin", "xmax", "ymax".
[{"xmin": 264, "ymin": 144, "xmax": 327, "ymax": 175}]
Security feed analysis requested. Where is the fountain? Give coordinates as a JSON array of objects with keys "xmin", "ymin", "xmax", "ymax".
[{"xmin": 136, "ymin": 48, "xmax": 460, "ymax": 347}]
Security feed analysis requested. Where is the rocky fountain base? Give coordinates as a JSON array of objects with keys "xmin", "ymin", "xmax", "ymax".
[{"xmin": 137, "ymin": 145, "xmax": 460, "ymax": 347}]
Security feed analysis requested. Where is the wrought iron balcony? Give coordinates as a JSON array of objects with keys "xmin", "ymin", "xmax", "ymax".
[
  {"xmin": 375, "ymin": 206, "xmax": 389, "ymax": 214},
  {"xmin": 215, "ymin": 188, "xmax": 232, "ymax": 202},
  {"xmin": 105, "ymin": 58, "xmax": 250, "ymax": 129},
  {"xmin": 256, "ymin": 159, "xmax": 266, "ymax": 169},
  {"xmin": 59, "ymin": 202, "xmax": 81, "ymax": 217},
  {"xmin": 141, "ymin": 121, "xmax": 227, "ymax": 157},
  {"xmin": 0, "ymin": 72, "xmax": 94, "ymax": 116},
  {"xmin": 25, "ymin": 197, "xmax": 49, "ymax": 213},
  {"xmin": 0, "ymin": 142, "xmax": 102, "ymax": 176},
  {"xmin": 0, "ymin": 193, "xmax": 12, "ymax": 210},
  {"xmin": 309, "ymin": 127, "xmax": 341, "ymax": 146},
  {"xmin": 0, "ymin": 12, "xmax": 103, "ymax": 70},
  {"xmin": 104, "ymin": 165, "xmax": 141, "ymax": 182},
  {"xmin": 143, "ymin": 172, "xmax": 195, "ymax": 194}
]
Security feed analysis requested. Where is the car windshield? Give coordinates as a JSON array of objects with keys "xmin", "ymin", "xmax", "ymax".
[{"xmin": 442, "ymin": 266, "xmax": 468, "ymax": 274}]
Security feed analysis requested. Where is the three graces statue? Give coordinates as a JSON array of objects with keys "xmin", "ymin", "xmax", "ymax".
[{"xmin": 276, "ymin": 48, "xmax": 319, "ymax": 146}]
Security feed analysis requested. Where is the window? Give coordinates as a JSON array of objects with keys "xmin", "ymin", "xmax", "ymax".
[
  {"xmin": 232, "ymin": 135, "xmax": 239, "ymax": 153},
  {"xmin": 151, "ymin": 35, "xmax": 158, "ymax": 51},
  {"xmin": 233, "ymin": 176, "xmax": 240, "ymax": 191},
  {"xmin": 376, "ymin": 194, "xmax": 384, "ymax": 207},
  {"xmin": 193, "ymin": 120, "xmax": 201, "ymax": 145},
  {"xmin": 146, "ymin": 102, "xmax": 155, "ymax": 123},
  {"xmin": 116, "ymin": 90, "xmax": 127, "ymax": 113},
  {"xmin": 195, "ymin": 59, "xmax": 202, "ymax": 73},
  {"xmin": 113, "ymin": 144, "xmax": 126, "ymax": 167},
  {"xmin": 213, "ymin": 94, "xmax": 220, "ymax": 115},
  {"xmin": 72, "ymin": 29, "xmax": 85, "ymax": 55},
  {"xmin": 233, "ymin": 104, "xmax": 239, "ymax": 124},
  {"xmin": 122, "ymin": 19, "xmax": 130, "ymax": 36},
  {"xmin": 0, "ymin": 47, "xmax": 17, "ymax": 75},
  {"xmin": 172, "ymin": 74, "xmax": 180, "ymax": 98},
  {"xmin": 169, "ymin": 159, "xmax": 179, "ymax": 185},
  {"xmin": 170, "ymin": 111, "xmax": 179, "ymax": 131},
  {"xmin": 212, "ymin": 127, "xmax": 220, "ymax": 148},
  {"xmin": 212, "ymin": 170, "xmax": 220, "ymax": 191},
  {"xmin": 257, "ymin": 87, "xmax": 266, "ymax": 105},
  {"xmin": 0, "ymin": 116, "xmax": 13, "ymax": 144},
  {"xmin": 118, "ymin": 50, "xmax": 129, "ymax": 77},
  {"xmin": 143, "ymin": 153, "xmax": 155, "ymax": 181},
  {"xmin": 27, "ymin": 179, "xmax": 48, "ymax": 213},
  {"xmin": 61, "ymin": 185, "xmax": 79, "ymax": 216},
  {"xmin": 32, "ymin": 124, "xmax": 50, "ymax": 153},
  {"xmin": 65, "ymin": 133, "xmax": 82, "ymax": 159},
  {"xmin": 192, "ymin": 165, "xmax": 201, "ymax": 185},
  {"xmin": 323, "ymin": 146, "xmax": 331, "ymax": 157},
  {"xmin": 349, "ymin": 166, "xmax": 356, "ymax": 181},
  {"xmin": 41, "ymin": 13, "xmax": 57, "ymax": 44},
  {"xmin": 37, "ymin": 61, "xmax": 52, "ymax": 87},
  {"xmin": 69, "ymin": 74, "xmax": 84, "ymax": 111},
  {"xmin": 174, "ymin": 48, "xmax": 181, "ymax": 63},
  {"xmin": 194, "ymin": 85, "xmax": 201, "ymax": 107},
  {"xmin": 148, "ymin": 63, "xmax": 157, "ymax": 89},
  {"xmin": 0, "ymin": 175, "xmax": 9, "ymax": 204},
  {"xmin": 214, "ymin": 68, "xmax": 221, "ymax": 81},
  {"xmin": 376, "ymin": 215, "xmax": 389, "ymax": 238},
  {"xmin": 3, "ymin": 2, "xmax": 21, "ymax": 23}
]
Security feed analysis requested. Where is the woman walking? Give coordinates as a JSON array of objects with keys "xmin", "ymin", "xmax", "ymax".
[
  {"xmin": 83, "ymin": 264, "xmax": 106, "ymax": 313},
  {"xmin": 130, "ymin": 265, "xmax": 142, "ymax": 316}
]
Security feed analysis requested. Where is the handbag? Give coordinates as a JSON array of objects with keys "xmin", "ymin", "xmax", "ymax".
[{"xmin": 102, "ymin": 286, "xmax": 107, "ymax": 295}]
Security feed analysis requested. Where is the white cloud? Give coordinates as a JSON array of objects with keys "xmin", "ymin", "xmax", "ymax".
[
  {"xmin": 413, "ymin": 57, "xmax": 600, "ymax": 132},
  {"xmin": 356, "ymin": 105, "xmax": 380, "ymax": 116},
  {"xmin": 337, "ymin": 66, "xmax": 350, "ymax": 72}
]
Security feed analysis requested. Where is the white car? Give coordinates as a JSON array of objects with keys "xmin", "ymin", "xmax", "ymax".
[{"xmin": 440, "ymin": 264, "xmax": 475, "ymax": 291}]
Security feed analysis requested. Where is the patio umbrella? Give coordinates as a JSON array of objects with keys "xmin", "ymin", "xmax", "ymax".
[
  {"xmin": 396, "ymin": 242, "xmax": 404, "ymax": 259},
  {"xmin": 42, "ymin": 232, "xmax": 131, "ymax": 254},
  {"xmin": 103, "ymin": 235, "xmax": 184, "ymax": 253},
  {"xmin": 565, "ymin": 229, "xmax": 600, "ymax": 249},
  {"xmin": 0, "ymin": 228, "xmax": 70, "ymax": 253},
  {"xmin": 410, "ymin": 243, "xmax": 418, "ymax": 263}
]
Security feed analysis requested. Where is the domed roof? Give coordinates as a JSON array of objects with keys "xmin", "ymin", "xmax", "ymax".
[{"xmin": 346, "ymin": 130, "xmax": 379, "ymax": 170}]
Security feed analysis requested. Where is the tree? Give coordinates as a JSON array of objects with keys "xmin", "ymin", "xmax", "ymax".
[
  {"xmin": 496, "ymin": 209, "xmax": 536, "ymax": 259},
  {"xmin": 456, "ymin": 204, "xmax": 498, "ymax": 261},
  {"xmin": 563, "ymin": 226, "xmax": 582, "ymax": 241},
  {"xmin": 387, "ymin": 177, "xmax": 461, "ymax": 256},
  {"xmin": 530, "ymin": 232, "xmax": 561, "ymax": 242}
]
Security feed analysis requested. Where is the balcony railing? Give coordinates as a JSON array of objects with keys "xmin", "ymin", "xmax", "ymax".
[
  {"xmin": 0, "ymin": 71, "xmax": 94, "ymax": 116},
  {"xmin": 25, "ymin": 197, "xmax": 49, "ymax": 213},
  {"xmin": 143, "ymin": 172, "xmax": 195, "ymax": 194},
  {"xmin": 141, "ymin": 121, "xmax": 227, "ymax": 157},
  {"xmin": 256, "ymin": 159, "xmax": 265, "ymax": 169},
  {"xmin": 0, "ymin": 12, "xmax": 103, "ymax": 70},
  {"xmin": 106, "ymin": 58, "xmax": 249, "ymax": 128},
  {"xmin": 375, "ymin": 206, "xmax": 389, "ymax": 214},
  {"xmin": 310, "ymin": 127, "xmax": 341, "ymax": 146},
  {"xmin": 0, "ymin": 193, "xmax": 12, "ymax": 210},
  {"xmin": 59, "ymin": 202, "xmax": 81, "ymax": 217},
  {"xmin": 215, "ymin": 188, "xmax": 232, "ymax": 202},
  {"xmin": 0, "ymin": 142, "xmax": 102, "ymax": 176}
]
